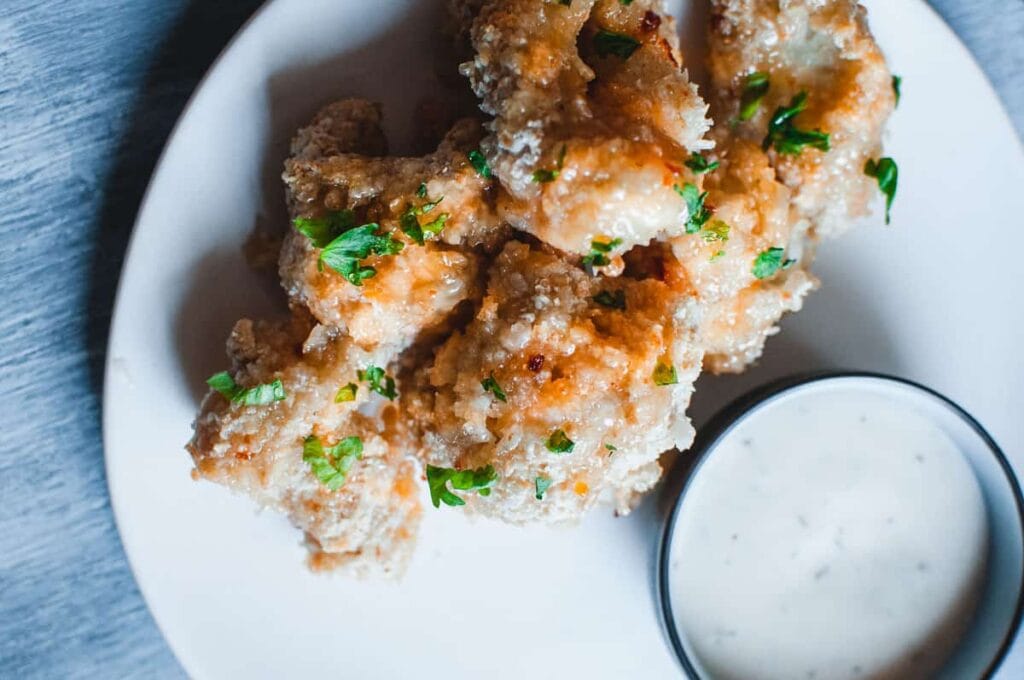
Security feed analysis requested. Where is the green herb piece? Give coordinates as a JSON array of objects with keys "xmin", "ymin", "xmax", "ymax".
[
  {"xmin": 582, "ymin": 237, "xmax": 623, "ymax": 268},
  {"xmin": 752, "ymin": 247, "xmax": 786, "ymax": 279},
  {"xmin": 416, "ymin": 182, "xmax": 428, "ymax": 198},
  {"xmin": 558, "ymin": 0, "xmax": 571, "ymax": 5},
  {"xmin": 532, "ymin": 144, "xmax": 567, "ymax": 183},
  {"xmin": 864, "ymin": 157, "xmax": 898, "ymax": 224},
  {"xmin": 303, "ymin": 435, "xmax": 363, "ymax": 491},
  {"xmin": 358, "ymin": 365, "xmax": 397, "ymax": 401},
  {"xmin": 652, "ymin": 362, "xmax": 678, "ymax": 386},
  {"xmin": 421, "ymin": 212, "xmax": 449, "ymax": 239},
  {"xmin": 892, "ymin": 75, "xmax": 902, "ymax": 106},
  {"xmin": 206, "ymin": 371, "xmax": 286, "ymax": 406},
  {"xmin": 620, "ymin": 0, "xmax": 634, "ymax": 5},
  {"xmin": 783, "ymin": 257, "xmax": 797, "ymax": 270},
  {"xmin": 481, "ymin": 373, "xmax": 508, "ymax": 403},
  {"xmin": 710, "ymin": 249, "xmax": 726, "ymax": 262},
  {"xmin": 294, "ymin": 209, "xmax": 357, "ymax": 248},
  {"xmin": 426, "ymin": 464, "xmax": 498, "ymax": 508},
  {"xmin": 399, "ymin": 189, "xmax": 448, "ymax": 245},
  {"xmin": 605, "ymin": 443, "xmax": 617, "ymax": 452},
  {"xmin": 594, "ymin": 29, "xmax": 641, "ymax": 60},
  {"xmin": 334, "ymin": 382, "xmax": 358, "ymax": 403},
  {"xmin": 737, "ymin": 72, "xmax": 770, "ymax": 122},
  {"xmin": 684, "ymin": 152, "xmax": 720, "ymax": 175},
  {"xmin": 593, "ymin": 289, "xmax": 626, "ymax": 310},
  {"xmin": 700, "ymin": 220, "xmax": 730, "ymax": 244},
  {"xmin": 674, "ymin": 183, "xmax": 712, "ymax": 234},
  {"xmin": 546, "ymin": 429, "xmax": 575, "ymax": 454},
  {"xmin": 535, "ymin": 476, "xmax": 553, "ymax": 500},
  {"xmin": 319, "ymin": 223, "xmax": 403, "ymax": 285},
  {"xmin": 468, "ymin": 149, "xmax": 493, "ymax": 179},
  {"xmin": 399, "ymin": 210, "xmax": 424, "ymax": 245},
  {"xmin": 762, "ymin": 92, "xmax": 830, "ymax": 155}
]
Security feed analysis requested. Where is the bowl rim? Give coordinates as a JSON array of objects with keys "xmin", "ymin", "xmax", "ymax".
[{"xmin": 656, "ymin": 370, "xmax": 1024, "ymax": 679}]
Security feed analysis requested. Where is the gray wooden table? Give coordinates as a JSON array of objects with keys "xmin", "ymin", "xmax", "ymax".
[{"xmin": 1, "ymin": 1, "xmax": 1020, "ymax": 677}]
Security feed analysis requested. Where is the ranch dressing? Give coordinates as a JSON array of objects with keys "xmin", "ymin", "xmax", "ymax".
[{"xmin": 667, "ymin": 385, "xmax": 988, "ymax": 680}]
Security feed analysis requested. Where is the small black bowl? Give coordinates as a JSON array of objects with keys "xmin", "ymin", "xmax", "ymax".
[{"xmin": 657, "ymin": 372, "xmax": 1024, "ymax": 679}]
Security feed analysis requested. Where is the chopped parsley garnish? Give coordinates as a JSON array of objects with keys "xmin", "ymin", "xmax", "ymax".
[
  {"xmin": 334, "ymin": 382, "xmax": 358, "ymax": 403},
  {"xmin": 652, "ymin": 362, "xmax": 678, "ymax": 386},
  {"xmin": 685, "ymin": 152, "xmax": 719, "ymax": 175},
  {"xmin": 426, "ymin": 464, "xmax": 498, "ymax": 508},
  {"xmin": 619, "ymin": 0, "xmax": 634, "ymax": 5},
  {"xmin": 532, "ymin": 144, "xmax": 567, "ymax": 183},
  {"xmin": 605, "ymin": 443, "xmax": 617, "ymax": 452},
  {"xmin": 710, "ymin": 249, "xmax": 726, "ymax": 262},
  {"xmin": 399, "ymin": 191, "xmax": 448, "ymax": 245},
  {"xmin": 892, "ymin": 75, "xmax": 902, "ymax": 106},
  {"xmin": 293, "ymin": 209, "xmax": 356, "ymax": 248},
  {"xmin": 582, "ymin": 237, "xmax": 623, "ymax": 268},
  {"xmin": 763, "ymin": 92, "xmax": 830, "ymax": 155},
  {"xmin": 358, "ymin": 365, "xmax": 397, "ymax": 400},
  {"xmin": 468, "ymin": 149, "xmax": 493, "ymax": 179},
  {"xmin": 318, "ymin": 223, "xmax": 403, "ymax": 286},
  {"xmin": 303, "ymin": 435, "xmax": 363, "ymax": 491},
  {"xmin": 546, "ymin": 429, "xmax": 575, "ymax": 454},
  {"xmin": 594, "ymin": 29, "xmax": 641, "ymax": 60},
  {"xmin": 675, "ymin": 182, "xmax": 712, "ymax": 234},
  {"xmin": 864, "ymin": 157, "xmax": 898, "ymax": 224},
  {"xmin": 700, "ymin": 220, "xmax": 730, "ymax": 243},
  {"xmin": 481, "ymin": 373, "xmax": 507, "ymax": 403},
  {"xmin": 535, "ymin": 476, "xmax": 553, "ymax": 500},
  {"xmin": 206, "ymin": 371, "xmax": 286, "ymax": 406},
  {"xmin": 752, "ymin": 247, "xmax": 786, "ymax": 279},
  {"xmin": 737, "ymin": 72, "xmax": 770, "ymax": 122},
  {"xmin": 593, "ymin": 289, "xmax": 626, "ymax": 310}
]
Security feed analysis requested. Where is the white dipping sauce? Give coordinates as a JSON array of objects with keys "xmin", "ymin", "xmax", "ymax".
[{"xmin": 667, "ymin": 384, "xmax": 988, "ymax": 680}]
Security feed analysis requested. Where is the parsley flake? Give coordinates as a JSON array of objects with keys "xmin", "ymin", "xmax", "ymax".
[
  {"xmin": 700, "ymin": 220, "xmax": 730, "ymax": 243},
  {"xmin": 752, "ymin": 247, "xmax": 786, "ymax": 279},
  {"xmin": 399, "ymin": 191, "xmax": 448, "ymax": 245},
  {"xmin": 468, "ymin": 149, "xmax": 493, "ymax": 179},
  {"xmin": 653, "ymin": 362, "xmax": 678, "ymax": 386},
  {"xmin": 535, "ymin": 476, "xmax": 553, "ymax": 500},
  {"xmin": 358, "ymin": 365, "xmax": 397, "ymax": 400},
  {"xmin": 334, "ymin": 382, "xmax": 358, "ymax": 403},
  {"xmin": 675, "ymin": 183, "xmax": 712, "ymax": 234},
  {"xmin": 738, "ymin": 72, "xmax": 770, "ymax": 122},
  {"xmin": 864, "ymin": 157, "xmax": 898, "ymax": 224},
  {"xmin": 710, "ymin": 249, "xmax": 726, "ymax": 262},
  {"xmin": 594, "ymin": 30, "xmax": 641, "ymax": 60},
  {"xmin": 319, "ymin": 223, "xmax": 403, "ymax": 286},
  {"xmin": 892, "ymin": 75, "xmax": 902, "ymax": 106},
  {"xmin": 685, "ymin": 152, "xmax": 720, "ymax": 175},
  {"xmin": 582, "ymin": 237, "xmax": 623, "ymax": 268},
  {"xmin": 481, "ymin": 373, "xmax": 508, "ymax": 403},
  {"xmin": 593, "ymin": 289, "xmax": 626, "ymax": 310},
  {"xmin": 426, "ymin": 464, "xmax": 498, "ymax": 508},
  {"xmin": 532, "ymin": 144, "xmax": 567, "ymax": 183},
  {"xmin": 416, "ymin": 182, "xmax": 428, "ymax": 198},
  {"xmin": 206, "ymin": 371, "xmax": 286, "ymax": 406},
  {"xmin": 605, "ymin": 443, "xmax": 617, "ymax": 452},
  {"xmin": 763, "ymin": 92, "xmax": 830, "ymax": 155},
  {"xmin": 293, "ymin": 209, "xmax": 356, "ymax": 248},
  {"xmin": 303, "ymin": 435, "xmax": 363, "ymax": 491},
  {"xmin": 546, "ymin": 429, "xmax": 575, "ymax": 454}
]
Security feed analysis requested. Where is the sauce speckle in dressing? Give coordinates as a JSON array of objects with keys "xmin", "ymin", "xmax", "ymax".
[{"xmin": 667, "ymin": 386, "xmax": 988, "ymax": 680}]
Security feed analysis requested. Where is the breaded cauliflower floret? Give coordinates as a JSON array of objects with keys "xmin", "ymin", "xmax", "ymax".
[
  {"xmin": 460, "ymin": 0, "xmax": 710, "ymax": 256},
  {"xmin": 418, "ymin": 242, "xmax": 701, "ymax": 521},
  {"xmin": 281, "ymin": 113, "xmax": 502, "ymax": 348},
  {"xmin": 187, "ymin": 315, "xmax": 420, "ymax": 577}
]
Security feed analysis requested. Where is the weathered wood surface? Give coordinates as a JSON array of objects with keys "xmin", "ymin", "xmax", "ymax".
[{"xmin": 0, "ymin": 1, "xmax": 1020, "ymax": 677}]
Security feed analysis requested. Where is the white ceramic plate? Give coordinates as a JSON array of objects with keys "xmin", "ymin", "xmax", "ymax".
[{"xmin": 103, "ymin": 1, "xmax": 1024, "ymax": 677}]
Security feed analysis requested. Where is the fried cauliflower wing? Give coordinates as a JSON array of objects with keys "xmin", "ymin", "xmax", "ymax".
[
  {"xmin": 417, "ymin": 241, "xmax": 701, "ymax": 521},
  {"xmin": 281, "ymin": 113, "xmax": 502, "ymax": 349},
  {"xmin": 460, "ymin": 0, "xmax": 711, "ymax": 256},
  {"xmin": 671, "ymin": 0, "xmax": 894, "ymax": 372}
]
